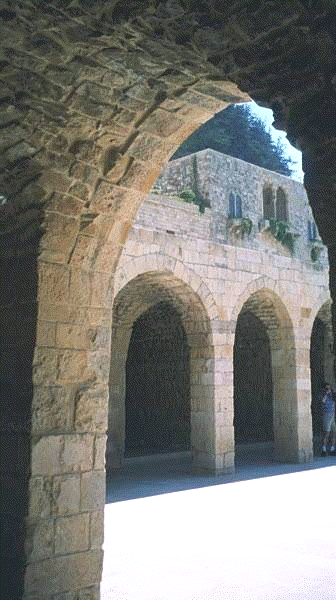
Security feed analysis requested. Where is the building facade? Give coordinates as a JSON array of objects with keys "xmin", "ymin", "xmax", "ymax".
[{"xmin": 107, "ymin": 150, "xmax": 332, "ymax": 474}]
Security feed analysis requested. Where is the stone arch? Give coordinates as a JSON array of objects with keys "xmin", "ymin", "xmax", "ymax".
[
  {"xmin": 1, "ymin": 3, "xmax": 336, "ymax": 599},
  {"xmin": 310, "ymin": 299, "xmax": 334, "ymax": 452},
  {"xmin": 232, "ymin": 284, "xmax": 298, "ymax": 462},
  {"xmin": 107, "ymin": 268, "xmax": 218, "ymax": 473}
]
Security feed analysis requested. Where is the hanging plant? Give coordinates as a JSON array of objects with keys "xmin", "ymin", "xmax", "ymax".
[
  {"xmin": 228, "ymin": 217, "xmax": 253, "ymax": 239},
  {"xmin": 311, "ymin": 244, "xmax": 322, "ymax": 263},
  {"xmin": 267, "ymin": 219, "xmax": 298, "ymax": 254}
]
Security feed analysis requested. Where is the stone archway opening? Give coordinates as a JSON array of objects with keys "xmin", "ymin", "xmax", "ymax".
[
  {"xmin": 124, "ymin": 301, "xmax": 190, "ymax": 457},
  {"xmin": 233, "ymin": 289, "xmax": 297, "ymax": 463},
  {"xmin": 106, "ymin": 270, "xmax": 215, "ymax": 475},
  {"xmin": 310, "ymin": 301, "xmax": 334, "ymax": 455}
]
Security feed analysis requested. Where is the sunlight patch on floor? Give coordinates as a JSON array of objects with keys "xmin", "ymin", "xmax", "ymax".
[{"xmin": 102, "ymin": 466, "xmax": 336, "ymax": 600}]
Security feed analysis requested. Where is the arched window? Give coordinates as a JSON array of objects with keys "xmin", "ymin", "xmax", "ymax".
[
  {"xmin": 235, "ymin": 194, "xmax": 242, "ymax": 218},
  {"xmin": 263, "ymin": 186, "xmax": 274, "ymax": 220},
  {"xmin": 229, "ymin": 192, "xmax": 243, "ymax": 218},
  {"xmin": 276, "ymin": 187, "xmax": 287, "ymax": 222},
  {"xmin": 308, "ymin": 220, "xmax": 317, "ymax": 241},
  {"xmin": 229, "ymin": 192, "xmax": 235, "ymax": 217}
]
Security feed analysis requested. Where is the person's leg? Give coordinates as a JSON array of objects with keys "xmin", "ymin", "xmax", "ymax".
[
  {"xmin": 322, "ymin": 413, "xmax": 331, "ymax": 455},
  {"xmin": 329, "ymin": 420, "xmax": 336, "ymax": 455}
]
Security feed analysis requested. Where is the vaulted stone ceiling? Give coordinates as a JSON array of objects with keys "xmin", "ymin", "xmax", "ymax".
[{"xmin": 1, "ymin": 0, "xmax": 336, "ymax": 319}]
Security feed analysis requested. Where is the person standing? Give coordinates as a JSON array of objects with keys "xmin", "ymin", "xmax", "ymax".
[{"xmin": 321, "ymin": 383, "xmax": 336, "ymax": 456}]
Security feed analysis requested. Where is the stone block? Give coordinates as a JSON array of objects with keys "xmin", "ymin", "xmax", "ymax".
[
  {"xmin": 62, "ymin": 434, "xmax": 94, "ymax": 473},
  {"xmin": 69, "ymin": 236, "xmax": 98, "ymax": 270},
  {"xmin": 90, "ymin": 272, "xmax": 114, "ymax": 308},
  {"xmin": 39, "ymin": 213, "xmax": 79, "ymax": 262},
  {"xmin": 24, "ymin": 550, "xmax": 103, "ymax": 596},
  {"xmin": 93, "ymin": 435, "xmax": 107, "ymax": 470},
  {"xmin": 32, "ymin": 349, "xmax": 58, "ymax": 386},
  {"xmin": 55, "ymin": 514, "xmax": 90, "ymax": 555},
  {"xmin": 56, "ymin": 350, "xmax": 89, "ymax": 384},
  {"xmin": 29, "ymin": 476, "xmax": 52, "ymax": 519},
  {"xmin": 69, "ymin": 269, "xmax": 91, "ymax": 307},
  {"xmin": 32, "ymin": 386, "xmax": 72, "ymax": 435},
  {"xmin": 53, "ymin": 474, "xmax": 80, "ymax": 516},
  {"xmin": 36, "ymin": 321, "xmax": 57, "ymax": 347},
  {"xmin": 80, "ymin": 471, "xmax": 105, "ymax": 511},
  {"xmin": 73, "ymin": 386, "xmax": 108, "ymax": 433},
  {"xmin": 31, "ymin": 436, "xmax": 63, "ymax": 476},
  {"xmin": 89, "ymin": 511, "xmax": 104, "ymax": 549},
  {"xmin": 26, "ymin": 517, "xmax": 54, "ymax": 560},
  {"xmin": 38, "ymin": 263, "xmax": 70, "ymax": 305}
]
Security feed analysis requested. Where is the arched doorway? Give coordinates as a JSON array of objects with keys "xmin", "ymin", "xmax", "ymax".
[
  {"xmin": 107, "ymin": 270, "xmax": 216, "ymax": 473},
  {"xmin": 125, "ymin": 301, "xmax": 190, "ymax": 457},
  {"xmin": 234, "ymin": 310, "xmax": 273, "ymax": 445},
  {"xmin": 310, "ymin": 302, "xmax": 334, "ymax": 454},
  {"xmin": 233, "ymin": 289, "xmax": 297, "ymax": 462}
]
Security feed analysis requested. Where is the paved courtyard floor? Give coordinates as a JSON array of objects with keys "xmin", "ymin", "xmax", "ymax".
[{"xmin": 102, "ymin": 449, "xmax": 336, "ymax": 600}]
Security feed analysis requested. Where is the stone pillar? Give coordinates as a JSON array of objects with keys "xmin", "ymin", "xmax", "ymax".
[
  {"xmin": 213, "ymin": 334, "xmax": 235, "ymax": 474},
  {"xmin": 24, "ymin": 260, "xmax": 112, "ymax": 600}
]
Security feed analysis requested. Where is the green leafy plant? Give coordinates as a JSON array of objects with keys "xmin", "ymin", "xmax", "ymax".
[
  {"xmin": 228, "ymin": 217, "xmax": 253, "ymax": 239},
  {"xmin": 177, "ymin": 155, "xmax": 208, "ymax": 214},
  {"xmin": 311, "ymin": 245, "xmax": 322, "ymax": 263},
  {"xmin": 267, "ymin": 219, "xmax": 297, "ymax": 253}
]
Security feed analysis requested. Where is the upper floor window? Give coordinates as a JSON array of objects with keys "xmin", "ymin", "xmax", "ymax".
[
  {"xmin": 229, "ymin": 192, "xmax": 242, "ymax": 218},
  {"xmin": 275, "ymin": 187, "xmax": 288, "ymax": 222},
  {"xmin": 263, "ymin": 186, "xmax": 274, "ymax": 220},
  {"xmin": 308, "ymin": 220, "xmax": 317, "ymax": 241}
]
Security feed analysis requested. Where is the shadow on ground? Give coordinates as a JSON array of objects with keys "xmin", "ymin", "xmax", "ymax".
[{"xmin": 106, "ymin": 443, "xmax": 336, "ymax": 504}]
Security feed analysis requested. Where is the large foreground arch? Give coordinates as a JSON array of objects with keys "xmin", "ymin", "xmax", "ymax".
[{"xmin": 1, "ymin": 2, "xmax": 336, "ymax": 599}]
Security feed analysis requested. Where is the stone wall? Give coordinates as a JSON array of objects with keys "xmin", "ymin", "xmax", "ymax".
[
  {"xmin": 154, "ymin": 151, "xmax": 327, "ymax": 265},
  {"xmin": 113, "ymin": 162, "xmax": 330, "ymax": 471}
]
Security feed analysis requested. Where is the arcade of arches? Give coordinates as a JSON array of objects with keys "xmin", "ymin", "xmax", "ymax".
[{"xmin": 1, "ymin": 1, "xmax": 336, "ymax": 599}]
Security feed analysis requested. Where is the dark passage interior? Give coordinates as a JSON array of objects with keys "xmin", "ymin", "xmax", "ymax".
[
  {"xmin": 125, "ymin": 302, "xmax": 191, "ymax": 457},
  {"xmin": 234, "ymin": 310, "xmax": 274, "ymax": 444},
  {"xmin": 310, "ymin": 317, "xmax": 325, "ymax": 447}
]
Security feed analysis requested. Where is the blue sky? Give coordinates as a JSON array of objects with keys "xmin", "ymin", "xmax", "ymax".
[{"xmin": 247, "ymin": 101, "xmax": 304, "ymax": 182}]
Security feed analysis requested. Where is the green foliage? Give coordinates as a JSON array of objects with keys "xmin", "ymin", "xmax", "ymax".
[
  {"xmin": 228, "ymin": 217, "xmax": 253, "ymax": 239},
  {"xmin": 267, "ymin": 219, "xmax": 297, "ymax": 253},
  {"xmin": 311, "ymin": 245, "xmax": 322, "ymax": 263},
  {"xmin": 172, "ymin": 103, "xmax": 294, "ymax": 177},
  {"xmin": 178, "ymin": 155, "xmax": 208, "ymax": 213}
]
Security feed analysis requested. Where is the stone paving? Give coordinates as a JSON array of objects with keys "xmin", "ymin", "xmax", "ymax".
[{"xmin": 102, "ymin": 450, "xmax": 336, "ymax": 600}]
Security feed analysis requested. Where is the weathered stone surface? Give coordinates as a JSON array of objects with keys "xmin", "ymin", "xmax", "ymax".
[
  {"xmin": 80, "ymin": 471, "xmax": 105, "ymax": 512},
  {"xmin": 32, "ymin": 386, "xmax": 72, "ymax": 435},
  {"xmin": 89, "ymin": 511, "xmax": 104, "ymax": 550},
  {"xmin": 55, "ymin": 514, "xmax": 90, "ymax": 555},
  {"xmin": 73, "ymin": 387, "xmax": 108, "ymax": 433},
  {"xmin": 52, "ymin": 474, "xmax": 80, "ymax": 517},
  {"xmin": 26, "ymin": 517, "xmax": 54, "ymax": 561},
  {"xmin": 24, "ymin": 550, "xmax": 103, "ymax": 596},
  {"xmin": 62, "ymin": 435, "xmax": 94, "ymax": 474}
]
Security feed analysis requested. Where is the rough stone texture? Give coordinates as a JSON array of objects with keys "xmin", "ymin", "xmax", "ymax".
[{"xmin": 1, "ymin": 2, "xmax": 336, "ymax": 599}]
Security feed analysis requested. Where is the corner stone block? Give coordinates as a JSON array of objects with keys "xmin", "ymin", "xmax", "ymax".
[
  {"xmin": 80, "ymin": 471, "xmax": 105, "ymax": 511},
  {"xmin": 29, "ymin": 476, "xmax": 52, "ymax": 519},
  {"xmin": 52, "ymin": 474, "xmax": 80, "ymax": 516},
  {"xmin": 24, "ymin": 550, "xmax": 103, "ymax": 596},
  {"xmin": 74, "ymin": 386, "xmax": 109, "ymax": 433},
  {"xmin": 55, "ymin": 514, "xmax": 90, "ymax": 555},
  {"xmin": 26, "ymin": 517, "xmax": 54, "ymax": 561},
  {"xmin": 94, "ymin": 435, "xmax": 107, "ymax": 470},
  {"xmin": 89, "ymin": 510, "xmax": 104, "ymax": 549},
  {"xmin": 62, "ymin": 434, "xmax": 94, "ymax": 473},
  {"xmin": 31, "ymin": 436, "xmax": 63, "ymax": 476}
]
